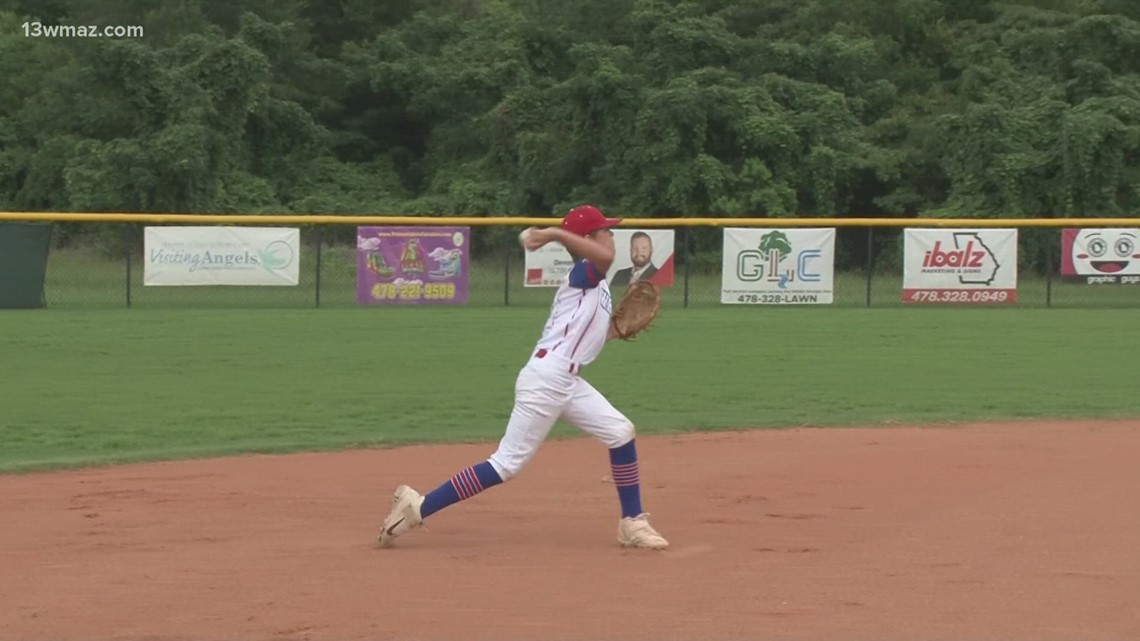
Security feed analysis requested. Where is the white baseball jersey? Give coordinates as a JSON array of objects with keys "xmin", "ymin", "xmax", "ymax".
[
  {"xmin": 489, "ymin": 257, "xmax": 630, "ymax": 481},
  {"xmin": 533, "ymin": 259, "xmax": 613, "ymax": 367}
]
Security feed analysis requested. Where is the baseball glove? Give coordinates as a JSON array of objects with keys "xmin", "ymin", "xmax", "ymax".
[{"xmin": 610, "ymin": 281, "xmax": 661, "ymax": 341}]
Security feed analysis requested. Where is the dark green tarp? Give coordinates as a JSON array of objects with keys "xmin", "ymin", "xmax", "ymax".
[{"xmin": 0, "ymin": 222, "xmax": 53, "ymax": 309}]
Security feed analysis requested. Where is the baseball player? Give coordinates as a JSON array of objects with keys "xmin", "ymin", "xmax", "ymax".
[{"xmin": 377, "ymin": 205, "xmax": 668, "ymax": 550}]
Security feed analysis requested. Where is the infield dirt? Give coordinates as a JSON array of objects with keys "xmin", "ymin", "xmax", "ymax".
[{"xmin": 2, "ymin": 419, "xmax": 1138, "ymax": 641}]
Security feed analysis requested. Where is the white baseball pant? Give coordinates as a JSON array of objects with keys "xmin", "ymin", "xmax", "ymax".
[{"xmin": 488, "ymin": 351, "xmax": 634, "ymax": 481}]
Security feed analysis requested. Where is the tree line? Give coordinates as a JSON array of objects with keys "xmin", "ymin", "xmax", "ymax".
[{"xmin": 2, "ymin": 0, "xmax": 1139, "ymax": 227}]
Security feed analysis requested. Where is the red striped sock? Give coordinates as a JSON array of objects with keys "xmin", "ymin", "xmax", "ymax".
[
  {"xmin": 449, "ymin": 465, "xmax": 486, "ymax": 500},
  {"xmin": 611, "ymin": 461, "xmax": 640, "ymax": 488},
  {"xmin": 609, "ymin": 440, "xmax": 644, "ymax": 518},
  {"xmin": 420, "ymin": 461, "xmax": 504, "ymax": 519}
]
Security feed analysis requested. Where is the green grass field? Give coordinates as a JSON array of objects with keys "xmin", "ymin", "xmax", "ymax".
[{"xmin": 2, "ymin": 306, "xmax": 1138, "ymax": 474}]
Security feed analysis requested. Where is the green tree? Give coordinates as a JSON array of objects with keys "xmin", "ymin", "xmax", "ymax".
[{"xmin": 3, "ymin": 0, "xmax": 1139, "ymax": 228}]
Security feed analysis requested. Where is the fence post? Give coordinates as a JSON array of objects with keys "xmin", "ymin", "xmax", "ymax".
[
  {"xmin": 1045, "ymin": 229, "xmax": 1053, "ymax": 308},
  {"xmin": 124, "ymin": 224, "xmax": 132, "ymax": 308},
  {"xmin": 683, "ymin": 227, "xmax": 690, "ymax": 308},
  {"xmin": 504, "ymin": 249, "xmax": 510, "ymax": 306},
  {"xmin": 314, "ymin": 225, "xmax": 323, "ymax": 308},
  {"xmin": 865, "ymin": 226, "xmax": 874, "ymax": 308}
]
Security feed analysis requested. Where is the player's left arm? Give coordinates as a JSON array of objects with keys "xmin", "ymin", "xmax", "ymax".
[{"xmin": 525, "ymin": 227, "xmax": 615, "ymax": 274}]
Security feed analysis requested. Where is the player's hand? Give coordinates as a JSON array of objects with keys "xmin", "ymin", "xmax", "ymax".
[{"xmin": 520, "ymin": 227, "xmax": 555, "ymax": 251}]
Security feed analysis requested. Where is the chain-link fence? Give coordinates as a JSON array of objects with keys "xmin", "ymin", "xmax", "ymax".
[{"xmin": 18, "ymin": 221, "xmax": 1140, "ymax": 309}]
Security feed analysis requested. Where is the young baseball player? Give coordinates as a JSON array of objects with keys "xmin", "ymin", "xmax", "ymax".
[{"xmin": 377, "ymin": 205, "xmax": 668, "ymax": 549}]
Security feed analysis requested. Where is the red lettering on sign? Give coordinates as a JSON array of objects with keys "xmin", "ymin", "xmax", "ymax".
[{"xmin": 923, "ymin": 240, "xmax": 985, "ymax": 268}]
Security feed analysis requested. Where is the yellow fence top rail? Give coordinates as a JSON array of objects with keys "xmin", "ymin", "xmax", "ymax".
[{"xmin": 2, "ymin": 212, "xmax": 1140, "ymax": 227}]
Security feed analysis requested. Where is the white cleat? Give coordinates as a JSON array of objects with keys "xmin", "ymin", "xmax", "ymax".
[
  {"xmin": 377, "ymin": 484, "xmax": 425, "ymax": 548},
  {"xmin": 618, "ymin": 513, "xmax": 669, "ymax": 549}
]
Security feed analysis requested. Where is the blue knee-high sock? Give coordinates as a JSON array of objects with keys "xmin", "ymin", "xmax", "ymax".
[
  {"xmin": 609, "ymin": 440, "xmax": 644, "ymax": 519},
  {"xmin": 419, "ymin": 461, "xmax": 503, "ymax": 519}
]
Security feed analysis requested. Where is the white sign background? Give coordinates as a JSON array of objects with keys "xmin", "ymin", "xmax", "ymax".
[
  {"xmin": 903, "ymin": 228, "xmax": 1018, "ymax": 291},
  {"xmin": 144, "ymin": 226, "xmax": 300, "ymax": 286},
  {"xmin": 523, "ymin": 242, "xmax": 578, "ymax": 287},
  {"xmin": 523, "ymin": 229, "xmax": 675, "ymax": 287},
  {"xmin": 721, "ymin": 228, "xmax": 835, "ymax": 304}
]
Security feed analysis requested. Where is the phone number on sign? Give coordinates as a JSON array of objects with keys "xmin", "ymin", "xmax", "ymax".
[
  {"xmin": 371, "ymin": 283, "xmax": 456, "ymax": 300},
  {"xmin": 904, "ymin": 289, "xmax": 1015, "ymax": 303},
  {"xmin": 734, "ymin": 293, "xmax": 822, "ymax": 304}
]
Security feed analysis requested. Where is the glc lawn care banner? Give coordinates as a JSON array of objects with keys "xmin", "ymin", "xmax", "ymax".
[
  {"xmin": 720, "ymin": 228, "xmax": 835, "ymax": 304},
  {"xmin": 144, "ymin": 226, "xmax": 300, "ymax": 286},
  {"xmin": 902, "ymin": 228, "xmax": 1018, "ymax": 304}
]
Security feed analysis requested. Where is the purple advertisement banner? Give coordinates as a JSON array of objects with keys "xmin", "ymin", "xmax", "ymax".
[{"xmin": 356, "ymin": 226, "xmax": 470, "ymax": 305}]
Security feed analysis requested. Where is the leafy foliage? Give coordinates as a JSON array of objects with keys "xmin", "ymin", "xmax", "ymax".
[{"xmin": 2, "ymin": 0, "xmax": 1139, "ymax": 224}]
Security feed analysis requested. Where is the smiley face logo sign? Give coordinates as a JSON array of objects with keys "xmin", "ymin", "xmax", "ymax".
[{"xmin": 1061, "ymin": 228, "xmax": 1140, "ymax": 284}]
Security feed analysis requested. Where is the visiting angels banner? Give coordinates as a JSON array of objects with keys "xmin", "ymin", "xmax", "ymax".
[{"xmin": 143, "ymin": 226, "xmax": 300, "ymax": 286}]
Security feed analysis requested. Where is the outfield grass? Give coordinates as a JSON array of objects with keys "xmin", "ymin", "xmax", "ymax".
[{"xmin": 1, "ymin": 306, "xmax": 1138, "ymax": 473}]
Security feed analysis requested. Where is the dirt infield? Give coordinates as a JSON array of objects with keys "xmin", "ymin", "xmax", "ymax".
[{"xmin": 2, "ymin": 420, "xmax": 1139, "ymax": 641}]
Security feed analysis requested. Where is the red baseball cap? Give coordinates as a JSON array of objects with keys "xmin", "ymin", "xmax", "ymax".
[{"xmin": 561, "ymin": 205, "xmax": 622, "ymax": 236}]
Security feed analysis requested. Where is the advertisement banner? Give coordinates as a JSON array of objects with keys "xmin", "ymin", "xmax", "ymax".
[
  {"xmin": 523, "ymin": 242, "xmax": 577, "ymax": 287},
  {"xmin": 902, "ymin": 228, "xmax": 1018, "ymax": 304},
  {"xmin": 143, "ymin": 226, "xmax": 300, "ymax": 286},
  {"xmin": 1060, "ymin": 228, "xmax": 1140, "ymax": 285},
  {"xmin": 607, "ymin": 229, "xmax": 675, "ymax": 288},
  {"xmin": 720, "ymin": 228, "xmax": 835, "ymax": 304},
  {"xmin": 524, "ymin": 229, "xmax": 676, "ymax": 288},
  {"xmin": 356, "ymin": 226, "xmax": 469, "ymax": 305}
]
